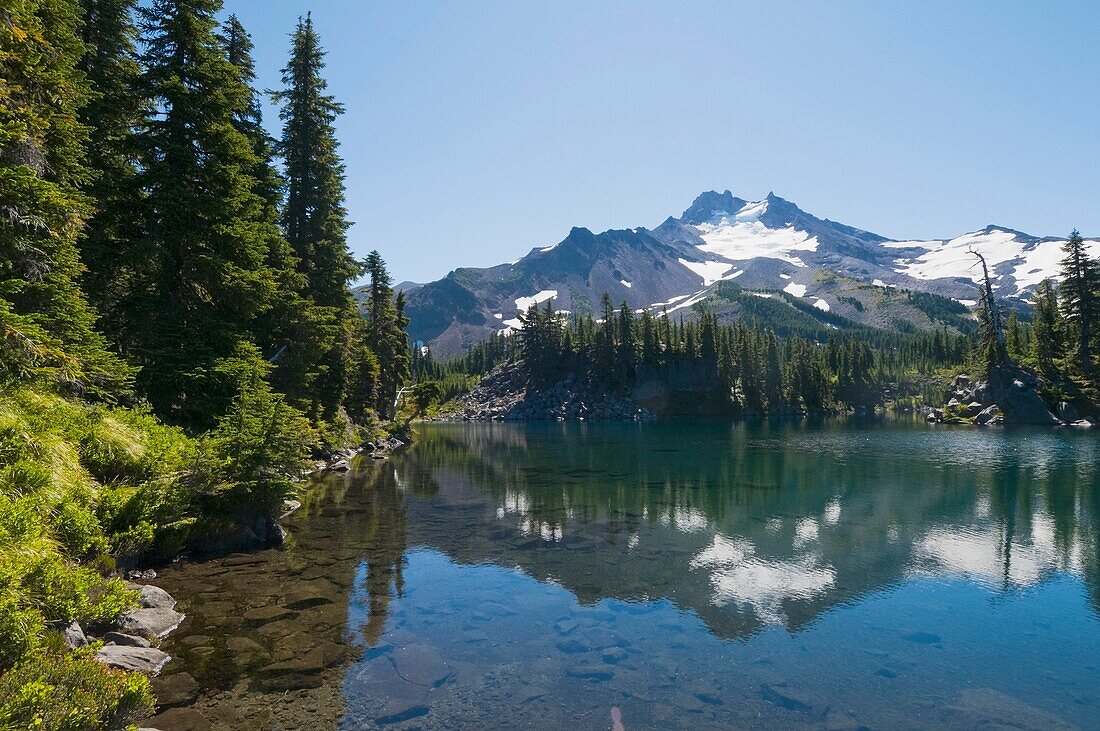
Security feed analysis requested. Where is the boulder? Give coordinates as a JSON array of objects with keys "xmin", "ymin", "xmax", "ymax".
[
  {"xmin": 964, "ymin": 401, "xmax": 983, "ymax": 418},
  {"xmin": 150, "ymin": 672, "xmax": 199, "ymax": 708},
  {"xmin": 95, "ymin": 645, "xmax": 171, "ymax": 674},
  {"xmin": 329, "ymin": 459, "xmax": 350, "ymax": 472},
  {"xmin": 144, "ymin": 708, "xmax": 209, "ymax": 731},
  {"xmin": 1001, "ymin": 381, "xmax": 1061, "ymax": 425},
  {"xmin": 103, "ymin": 631, "xmax": 151, "ymax": 648},
  {"xmin": 62, "ymin": 621, "xmax": 87, "ymax": 649},
  {"xmin": 118, "ymin": 608, "xmax": 185, "ymax": 639},
  {"xmin": 1071, "ymin": 419, "xmax": 1094, "ymax": 428},
  {"xmin": 129, "ymin": 584, "xmax": 176, "ymax": 611}
]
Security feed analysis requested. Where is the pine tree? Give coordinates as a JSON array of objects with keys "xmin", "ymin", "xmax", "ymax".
[
  {"xmin": 275, "ymin": 13, "xmax": 362, "ymax": 308},
  {"xmin": 363, "ymin": 251, "xmax": 409, "ymax": 418},
  {"xmin": 77, "ymin": 0, "xmax": 143, "ymax": 339},
  {"xmin": 1, "ymin": 0, "xmax": 133, "ymax": 397},
  {"xmin": 126, "ymin": 0, "xmax": 278, "ymax": 425},
  {"xmin": 1058, "ymin": 229, "xmax": 1100, "ymax": 376},
  {"xmin": 218, "ymin": 13, "xmax": 334, "ymax": 419},
  {"xmin": 1031, "ymin": 279, "xmax": 1062, "ymax": 378},
  {"xmin": 273, "ymin": 13, "xmax": 369, "ymax": 421}
]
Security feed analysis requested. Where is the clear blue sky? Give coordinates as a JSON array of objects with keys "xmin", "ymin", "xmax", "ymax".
[{"xmin": 222, "ymin": 0, "xmax": 1100, "ymax": 284}]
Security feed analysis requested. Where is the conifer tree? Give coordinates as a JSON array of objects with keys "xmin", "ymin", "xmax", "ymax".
[
  {"xmin": 275, "ymin": 13, "xmax": 362, "ymax": 308},
  {"xmin": 1058, "ymin": 229, "xmax": 1100, "ymax": 376},
  {"xmin": 363, "ymin": 251, "xmax": 409, "ymax": 418},
  {"xmin": 126, "ymin": 0, "xmax": 278, "ymax": 425},
  {"xmin": 1, "ymin": 0, "xmax": 132, "ymax": 397},
  {"xmin": 77, "ymin": 0, "xmax": 143, "ymax": 338},
  {"xmin": 1031, "ymin": 279, "xmax": 1062, "ymax": 378},
  {"xmin": 218, "ymin": 13, "xmax": 334, "ymax": 419}
]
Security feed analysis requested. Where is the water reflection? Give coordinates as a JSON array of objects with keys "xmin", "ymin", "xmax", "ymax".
[
  {"xmin": 156, "ymin": 420, "xmax": 1100, "ymax": 730},
  {"xmin": 389, "ymin": 422, "xmax": 1100, "ymax": 638}
]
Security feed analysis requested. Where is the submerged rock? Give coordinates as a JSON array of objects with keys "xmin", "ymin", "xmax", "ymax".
[
  {"xmin": 150, "ymin": 672, "xmax": 199, "ymax": 708},
  {"xmin": 943, "ymin": 688, "xmax": 1074, "ymax": 730}
]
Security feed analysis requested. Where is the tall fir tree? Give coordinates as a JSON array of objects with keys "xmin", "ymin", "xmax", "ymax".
[
  {"xmin": 362, "ymin": 251, "xmax": 409, "ymax": 418},
  {"xmin": 1058, "ymin": 229, "xmax": 1100, "ymax": 377},
  {"xmin": 1031, "ymin": 279, "xmax": 1062, "ymax": 378},
  {"xmin": 273, "ymin": 13, "xmax": 367, "ymax": 421},
  {"xmin": 0, "ymin": 0, "xmax": 132, "ymax": 397},
  {"xmin": 275, "ymin": 12, "xmax": 362, "ymax": 308},
  {"xmin": 126, "ymin": 0, "xmax": 278, "ymax": 426},
  {"xmin": 76, "ymin": 0, "xmax": 143, "ymax": 340}
]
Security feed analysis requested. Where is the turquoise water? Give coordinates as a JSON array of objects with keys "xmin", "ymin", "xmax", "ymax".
[{"xmin": 159, "ymin": 419, "xmax": 1100, "ymax": 729}]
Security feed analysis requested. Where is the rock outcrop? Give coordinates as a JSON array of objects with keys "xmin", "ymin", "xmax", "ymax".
[
  {"xmin": 929, "ymin": 369, "xmax": 1068, "ymax": 426},
  {"xmin": 445, "ymin": 363, "xmax": 654, "ymax": 422}
]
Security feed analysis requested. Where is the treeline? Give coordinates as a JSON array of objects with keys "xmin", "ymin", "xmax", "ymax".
[
  {"xmin": 515, "ymin": 294, "xmax": 969, "ymax": 412},
  {"xmin": 1, "ymin": 1, "xmax": 405, "ymax": 726},
  {"xmin": 977, "ymin": 230, "xmax": 1100, "ymax": 405}
]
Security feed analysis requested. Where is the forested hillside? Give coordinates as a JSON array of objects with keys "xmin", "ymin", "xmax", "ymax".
[{"xmin": 0, "ymin": 1, "xmax": 407, "ymax": 726}]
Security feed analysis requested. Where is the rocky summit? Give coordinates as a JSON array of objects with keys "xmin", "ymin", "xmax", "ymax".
[{"xmin": 384, "ymin": 190, "xmax": 1099, "ymax": 356}]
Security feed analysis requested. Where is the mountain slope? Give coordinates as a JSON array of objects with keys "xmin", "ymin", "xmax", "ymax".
[{"xmin": 386, "ymin": 190, "xmax": 1098, "ymax": 356}]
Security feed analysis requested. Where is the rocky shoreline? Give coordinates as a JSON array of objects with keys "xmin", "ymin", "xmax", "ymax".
[
  {"xmin": 69, "ymin": 439, "xmax": 413, "ymax": 730},
  {"xmin": 925, "ymin": 372, "xmax": 1096, "ymax": 427},
  {"xmin": 442, "ymin": 363, "xmax": 655, "ymax": 422}
]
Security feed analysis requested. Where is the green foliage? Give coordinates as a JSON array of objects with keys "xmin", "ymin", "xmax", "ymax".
[
  {"xmin": 0, "ymin": 0, "xmax": 134, "ymax": 399},
  {"xmin": 508, "ymin": 292, "xmax": 968, "ymax": 413},
  {"xmin": 0, "ymin": 641, "xmax": 153, "ymax": 731}
]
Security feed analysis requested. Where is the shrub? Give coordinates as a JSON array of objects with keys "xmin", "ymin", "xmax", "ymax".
[{"xmin": 0, "ymin": 642, "xmax": 154, "ymax": 731}]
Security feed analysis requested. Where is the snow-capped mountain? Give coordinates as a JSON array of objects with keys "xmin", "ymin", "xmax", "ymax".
[{"xmin": 393, "ymin": 190, "xmax": 1098, "ymax": 355}]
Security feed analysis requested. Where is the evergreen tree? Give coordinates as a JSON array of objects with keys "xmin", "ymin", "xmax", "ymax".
[
  {"xmin": 273, "ymin": 13, "xmax": 369, "ymax": 421},
  {"xmin": 1058, "ymin": 229, "xmax": 1100, "ymax": 376},
  {"xmin": 126, "ymin": 0, "xmax": 278, "ymax": 425},
  {"xmin": 1031, "ymin": 279, "xmax": 1062, "ymax": 378},
  {"xmin": 77, "ymin": 0, "xmax": 143, "ymax": 339},
  {"xmin": 0, "ymin": 0, "xmax": 133, "ymax": 397},
  {"xmin": 363, "ymin": 251, "xmax": 409, "ymax": 418},
  {"xmin": 275, "ymin": 12, "xmax": 362, "ymax": 308}
]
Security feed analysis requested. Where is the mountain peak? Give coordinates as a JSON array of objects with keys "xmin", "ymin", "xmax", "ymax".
[{"xmin": 681, "ymin": 190, "xmax": 748, "ymax": 225}]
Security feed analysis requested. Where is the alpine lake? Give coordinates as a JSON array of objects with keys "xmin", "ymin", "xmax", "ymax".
[{"xmin": 150, "ymin": 419, "xmax": 1100, "ymax": 730}]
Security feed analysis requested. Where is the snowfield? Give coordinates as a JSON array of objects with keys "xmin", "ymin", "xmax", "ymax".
[
  {"xmin": 514, "ymin": 290, "xmax": 558, "ymax": 312},
  {"xmin": 679, "ymin": 258, "xmax": 734, "ymax": 286},
  {"xmin": 782, "ymin": 282, "xmax": 807, "ymax": 297},
  {"xmin": 891, "ymin": 230, "xmax": 1100, "ymax": 296},
  {"xmin": 692, "ymin": 199, "xmax": 819, "ymax": 268}
]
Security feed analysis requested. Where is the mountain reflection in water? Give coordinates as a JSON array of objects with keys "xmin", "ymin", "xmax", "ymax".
[{"xmin": 156, "ymin": 420, "xmax": 1100, "ymax": 730}]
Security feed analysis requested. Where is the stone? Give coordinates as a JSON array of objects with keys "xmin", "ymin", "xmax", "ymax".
[
  {"xmin": 565, "ymin": 665, "xmax": 614, "ymax": 681},
  {"xmin": 95, "ymin": 645, "xmax": 171, "ymax": 674},
  {"xmin": 257, "ymin": 642, "xmax": 344, "ymax": 678},
  {"xmin": 62, "ymin": 621, "xmax": 87, "ymax": 649},
  {"xmin": 760, "ymin": 683, "xmax": 816, "ymax": 713},
  {"xmin": 943, "ymin": 688, "xmax": 1074, "ymax": 730},
  {"xmin": 975, "ymin": 405, "xmax": 1001, "ymax": 425},
  {"xmin": 243, "ymin": 605, "xmax": 296, "ymax": 625},
  {"xmin": 119, "ymin": 608, "xmax": 185, "ymax": 639},
  {"xmin": 1071, "ymin": 419, "xmax": 1093, "ymax": 427},
  {"xmin": 103, "ymin": 631, "xmax": 151, "ymax": 648},
  {"xmin": 151, "ymin": 672, "xmax": 199, "ymax": 708},
  {"xmin": 145, "ymin": 708, "xmax": 210, "ymax": 731},
  {"xmin": 390, "ymin": 644, "xmax": 452, "ymax": 687},
  {"xmin": 129, "ymin": 583, "xmax": 177, "ymax": 611},
  {"xmin": 1057, "ymin": 401, "xmax": 1079, "ymax": 422},
  {"xmin": 329, "ymin": 459, "xmax": 350, "ymax": 472},
  {"xmin": 601, "ymin": 647, "xmax": 629, "ymax": 664}
]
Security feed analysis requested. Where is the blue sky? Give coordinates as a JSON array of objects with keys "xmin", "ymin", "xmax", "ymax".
[{"xmin": 222, "ymin": 0, "xmax": 1100, "ymax": 283}]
